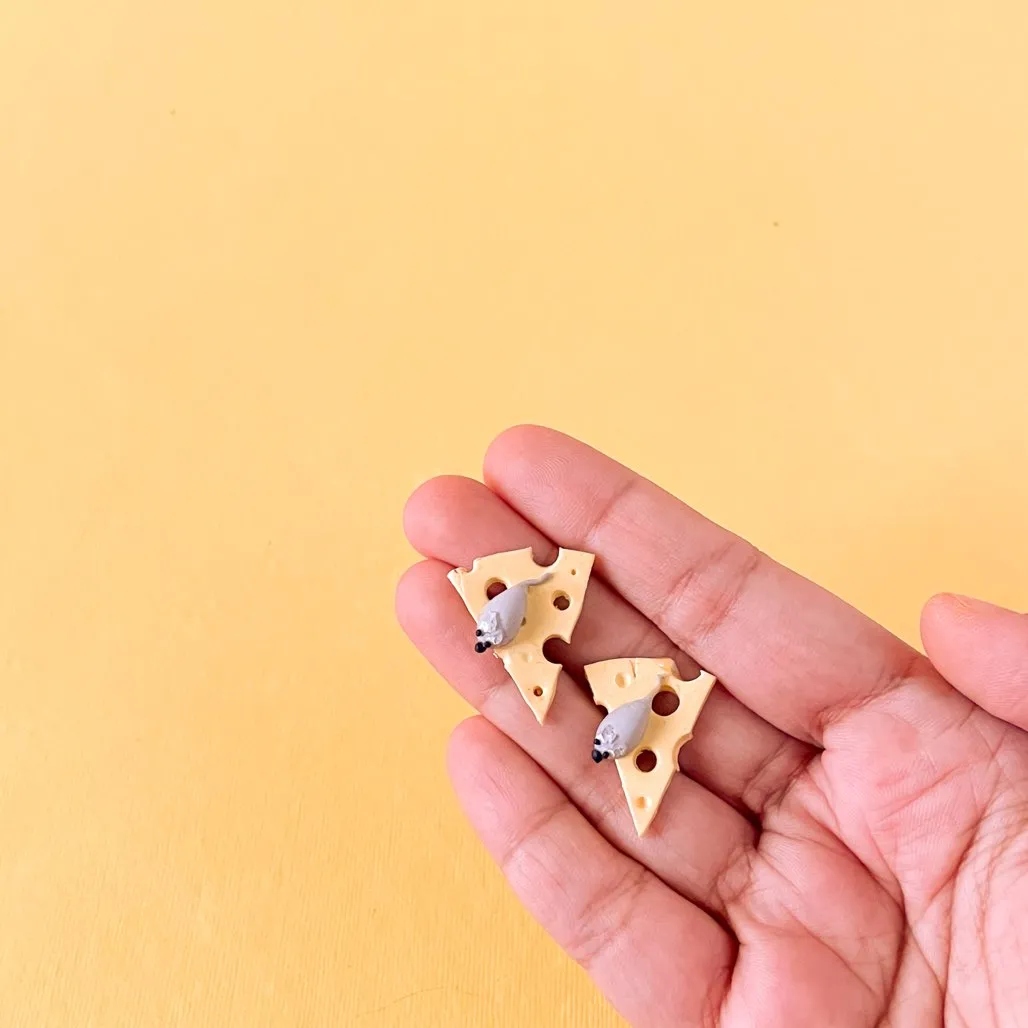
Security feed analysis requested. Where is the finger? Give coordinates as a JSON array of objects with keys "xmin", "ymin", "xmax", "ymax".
[
  {"xmin": 397, "ymin": 559, "xmax": 755, "ymax": 918},
  {"xmin": 447, "ymin": 716, "xmax": 734, "ymax": 1028},
  {"xmin": 483, "ymin": 426, "xmax": 936, "ymax": 745},
  {"xmin": 921, "ymin": 593, "xmax": 1028, "ymax": 730},
  {"xmin": 404, "ymin": 475, "xmax": 813, "ymax": 816}
]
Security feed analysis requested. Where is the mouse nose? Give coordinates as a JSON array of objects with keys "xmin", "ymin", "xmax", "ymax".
[
  {"xmin": 475, "ymin": 642, "xmax": 487, "ymax": 653},
  {"xmin": 591, "ymin": 750, "xmax": 603, "ymax": 763}
]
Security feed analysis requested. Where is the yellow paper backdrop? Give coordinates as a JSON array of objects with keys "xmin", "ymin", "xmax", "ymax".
[{"xmin": 2, "ymin": 2, "xmax": 1026, "ymax": 1025}]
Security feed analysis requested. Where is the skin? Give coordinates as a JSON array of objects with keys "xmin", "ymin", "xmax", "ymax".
[{"xmin": 396, "ymin": 426, "xmax": 1028, "ymax": 1027}]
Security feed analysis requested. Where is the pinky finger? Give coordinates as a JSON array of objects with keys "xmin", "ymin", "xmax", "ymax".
[
  {"xmin": 446, "ymin": 717, "xmax": 734, "ymax": 1028},
  {"xmin": 921, "ymin": 593, "xmax": 1028, "ymax": 730}
]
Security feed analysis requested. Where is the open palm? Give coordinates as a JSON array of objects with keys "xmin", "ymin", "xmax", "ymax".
[{"xmin": 397, "ymin": 427, "xmax": 1028, "ymax": 1027}]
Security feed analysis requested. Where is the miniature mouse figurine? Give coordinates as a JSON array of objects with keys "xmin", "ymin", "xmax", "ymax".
[
  {"xmin": 474, "ymin": 574, "xmax": 552, "ymax": 653},
  {"xmin": 591, "ymin": 678, "xmax": 667, "ymax": 762}
]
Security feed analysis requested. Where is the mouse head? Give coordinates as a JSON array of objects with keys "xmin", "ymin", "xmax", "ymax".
[
  {"xmin": 592, "ymin": 720, "xmax": 620, "ymax": 762},
  {"xmin": 474, "ymin": 609, "xmax": 502, "ymax": 652}
]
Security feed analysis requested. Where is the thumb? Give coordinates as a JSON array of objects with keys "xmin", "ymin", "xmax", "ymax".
[{"xmin": 921, "ymin": 593, "xmax": 1028, "ymax": 730}]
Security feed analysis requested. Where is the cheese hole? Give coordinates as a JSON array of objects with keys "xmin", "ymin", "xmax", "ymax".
[
  {"xmin": 532, "ymin": 686, "xmax": 544, "ymax": 697},
  {"xmin": 552, "ymin": 592, "xmax": 571, "ymax": 611},
  {"xmin": 652, "ymin": 689, "xmax": 680, "ymax": 716},
  {"xmin": 569, "ymin": 568, "xmax": 577, "ymax": 576},
  {"xmin": 486, "ymin": 581, "xmax": 507, "ymax": 599},
  {"xmin": 635, "ymin": 750, "xmax": 657, "ymax": 772},
  {"xmin": 542, "ymin": 638, "xmax": 570, "ymax": 666},
  {"xmin": 634, "ymin": 796, "xmax": 651, "ymax": 809},
  {"xmin": 614, "ymin": 673, "xmax": 627, "ymax": 688}
]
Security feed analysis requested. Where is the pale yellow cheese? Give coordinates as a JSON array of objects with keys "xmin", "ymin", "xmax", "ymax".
[
  {"xmin": 584, "ymin": 657, "xmax": 716, "ymax": 835},
  {"xmin": 448, "ymin": 548, "xmax": 594, "ymax": 723}
]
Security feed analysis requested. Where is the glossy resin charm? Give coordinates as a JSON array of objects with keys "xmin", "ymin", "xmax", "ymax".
[
  {"xmin": 448, "ymin": 547, "xmax": 594, "ymax": 723},
  {"xmin": 585, "ymin": 657, "xmax": 715, "ymax": 835}
]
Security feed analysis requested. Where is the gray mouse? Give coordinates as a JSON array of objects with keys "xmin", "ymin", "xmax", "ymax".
[
  {"xmin": 591, "ymin": 682, "xmax": 663, "ymax": 762},
  {"xmin": 474, "ymin": 574, "xmax": 552, "ymax": 652}
]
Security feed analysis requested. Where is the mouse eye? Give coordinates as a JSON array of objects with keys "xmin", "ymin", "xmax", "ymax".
[
  {"xmin": 475, "ymin": 629, "xmax": 483, "ymax": 636},
  {"xmin": 593, "ymin": 738, "xmax": 600, "ymax": 745}
]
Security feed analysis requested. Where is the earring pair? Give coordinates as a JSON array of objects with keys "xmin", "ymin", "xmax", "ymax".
[{"xmin": 448, "ymin": 548, "xmax": 715, "ymax": 836}]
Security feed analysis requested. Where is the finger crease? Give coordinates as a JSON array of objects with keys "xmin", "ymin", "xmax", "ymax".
[
  {"xmin": 498, "ymin": 798, "xmax": 567, "ymax": 880},
  {"xmin": 571, "ymin": 862, "xmax": 651, "ymax": 972},
  {"xmin": 815, "ymin": 647, "xmax": 929, "ymax": 738},
  {"xmin": 688, "ymin": 544, "xmax": 765, "ymax": 650},
  {"xmin": 655, "ymin": 538, "xmax": 765, "ymax": 653},
  {"xmin": 583, "ymin": 478, "xmax": 637, "ymax": 550},
  {"xmin": 478, "ymin": 669, "xmax": 517, "ymax": 720},
  {"xmin": 741, "ymin": 736, "xmax": 813, "ymax": 817}
]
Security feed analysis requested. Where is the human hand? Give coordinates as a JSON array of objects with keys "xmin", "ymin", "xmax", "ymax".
[{"xmin": 397, "ymin": 427, "xmax": 1028, "ymax": 1027}]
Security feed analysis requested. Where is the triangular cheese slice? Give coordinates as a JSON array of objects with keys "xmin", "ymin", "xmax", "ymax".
[
  {"xmin": 584, "ymin": 657, "xmax": 715, "ymax": 835},
  {"xmin": 448, "ymin": 547, "xmax": 594, "ymax": 723}
]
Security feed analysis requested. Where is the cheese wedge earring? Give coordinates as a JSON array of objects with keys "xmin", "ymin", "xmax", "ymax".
[
  {"xmin": 448, "ymin": 547, "xmax": 594, "ymax": 723},
  {"xmin": 585, "ymin": 658, "xmax": 715, "ymax": 836}
]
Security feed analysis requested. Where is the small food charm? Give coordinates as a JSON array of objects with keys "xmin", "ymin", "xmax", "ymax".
[
  {"xmin": 448, "ymin": 547, "xmax": 594, "ymax": 723},
  {"xmin": 474, "ymin": 574, "xmax": 553, "ymax": 652},
  {"xmin": 585, "ymin": 657, "xmax": 716, "ymax": 836}
]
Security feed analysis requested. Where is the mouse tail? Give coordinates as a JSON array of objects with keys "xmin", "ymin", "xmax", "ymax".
[{"xmin": 522, "ymin": 572, "xmax": 554, "ymax": 588}]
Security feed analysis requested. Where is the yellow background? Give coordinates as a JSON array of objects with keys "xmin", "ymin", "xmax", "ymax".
[{"xmin": 2, "ymin": 2, "xmax": 1026, "ymax": 1025}]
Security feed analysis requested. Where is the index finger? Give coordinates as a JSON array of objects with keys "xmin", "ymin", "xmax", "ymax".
[{"xmin": 484, "ymin": 426, "xmax": 931, "ymax": 744}]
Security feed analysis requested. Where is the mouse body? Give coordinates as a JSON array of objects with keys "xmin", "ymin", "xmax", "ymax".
[
  {"xmin": 592, "ymin": 692, "xmax": 655, "ymax": 762},
  {"xmin": 474, "ymin": 573, "xmax": 552, "ymax": 652}
]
